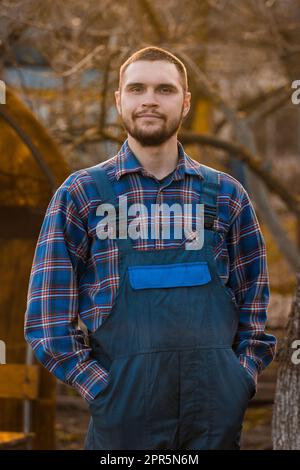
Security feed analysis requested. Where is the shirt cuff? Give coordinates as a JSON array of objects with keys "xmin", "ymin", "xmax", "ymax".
[
  {"xmin": 66, "ymin": 359, "xmax": 109, "ymax": 402},
  {"xmin": 239, "ymin": 354, "xmax": 259, "ymax": 399}
]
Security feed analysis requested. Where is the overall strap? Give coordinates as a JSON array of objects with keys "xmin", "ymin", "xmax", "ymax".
[
  {"xmin": 87, "ymin": 164, "xmax": 117, "ymax": 203},
  {"xmin": 199, "ymin": 163, "xmax": 220, "ymax": 230},
  {"xmin": 86, "ymin": 164, "xmax": 133, "ymax": 252}
]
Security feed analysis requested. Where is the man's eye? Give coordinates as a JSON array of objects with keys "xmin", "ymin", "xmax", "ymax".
[{"xmin": 129, "ymin": 86, "xmax": 172, "ymax": 93}]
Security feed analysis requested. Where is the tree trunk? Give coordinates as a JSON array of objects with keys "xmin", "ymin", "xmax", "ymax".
[{"xmin": 272, "ymin": 267, "xmax": 300, "ymax": 449}]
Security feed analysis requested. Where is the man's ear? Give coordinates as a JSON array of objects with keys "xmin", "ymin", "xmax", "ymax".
[
  {"xmin": 183, "ymin": 91, "xmax": 191, "ymax": 118},
  {"xmin": 115, "ymin": 90, "xmax": 121, "ymax": 115}
]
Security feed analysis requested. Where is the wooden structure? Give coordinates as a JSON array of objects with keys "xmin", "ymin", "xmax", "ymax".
[
  {"xmin": 0, "ymin": 87, "xmax": 70, "ymax": 449},
  {"xmin": 0, "ymin": 365, "xmax": 39, "ymax": 449}
]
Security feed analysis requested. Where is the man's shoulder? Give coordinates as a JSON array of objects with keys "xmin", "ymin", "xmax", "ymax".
[
  {"xmin": 57, "ymin": 156, "xmax": 118, "ymax": 198},
  {"xmin": 217, "ymin": 168, "xmax": 248, "ymax": 202},
  {"xmin": 187, "ymin": 157, "xmax": 251, "ymax": 226},
  {"xmin": 187, "ymin": 156, "xmax": 248, "ymax": 201}
]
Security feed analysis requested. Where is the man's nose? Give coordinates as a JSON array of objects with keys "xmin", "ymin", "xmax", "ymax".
[{"xmin": 141, "ymin": 89, "xmax": 159, "ymax": 106}]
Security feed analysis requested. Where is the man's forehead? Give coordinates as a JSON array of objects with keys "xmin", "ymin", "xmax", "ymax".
[{"xmin": 123, "ymin": 60, "xmax": 181, "ymax": 87}]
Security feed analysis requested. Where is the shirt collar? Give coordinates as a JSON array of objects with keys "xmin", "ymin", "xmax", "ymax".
[{"xmin": 115, "ymin": 138, "xmax": 204, "ymax": 181}]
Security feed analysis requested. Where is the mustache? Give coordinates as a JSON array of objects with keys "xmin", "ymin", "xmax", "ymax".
[{"xmin": 134, "ymin": 112, "xmax": 165, "ymax": 119}]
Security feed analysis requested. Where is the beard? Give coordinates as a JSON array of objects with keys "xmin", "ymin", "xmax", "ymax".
[{"xmin": 120, "ymin": 106, "xmax": 185, "ymax": 146}]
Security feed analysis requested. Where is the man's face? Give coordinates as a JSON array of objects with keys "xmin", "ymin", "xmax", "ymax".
[{"xmin": 115, "ymin": 60, "xmax": 191, "ymax": 146}]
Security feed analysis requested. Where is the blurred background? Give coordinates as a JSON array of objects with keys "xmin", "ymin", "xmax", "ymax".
[{"xmin": 0, "ymin": 0, "xmax": 300, "ymax": 450}]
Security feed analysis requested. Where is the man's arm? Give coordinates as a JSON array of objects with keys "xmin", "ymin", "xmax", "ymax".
[
  {"xmin": 226, "ymin": 184, "xmax": 277, "ymax": 396},
  {"xmin": 24, "ymin": 173, "xmax": 108, "ymax": 402}
]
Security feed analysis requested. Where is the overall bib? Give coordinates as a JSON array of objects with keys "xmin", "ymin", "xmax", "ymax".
[{"xmin": 83, "ymin": 164, "xmax": 256, "ymax": 450}]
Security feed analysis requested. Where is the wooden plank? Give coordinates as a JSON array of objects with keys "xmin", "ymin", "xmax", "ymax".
[
  {"xmin": 0, "ymin": 431, "xmax": 34, "ymax": 448},
  {"xmin": 0, "ymin": 239, "xmax": 37, "ymax": 431},
  {"xmin": 0, "ymin": 365, "xmax": 39, "ymax": 400},
  {"xmin": 32, "ymin": 368, "xmax": 56, "ymax": 450}
]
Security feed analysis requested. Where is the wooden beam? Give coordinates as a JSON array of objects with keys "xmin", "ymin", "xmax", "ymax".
[
  {"xmin": 0, "ymin": 365, "xmax": 40, "ymax": 400},
  {"xmin": 0, "ymin": 431, "xmax": 34, "ymax": 449}
]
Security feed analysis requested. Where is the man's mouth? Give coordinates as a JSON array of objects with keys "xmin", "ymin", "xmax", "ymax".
[{"xmin": 136, "ymin": 114, "xmax": 163, "ymax": 119}]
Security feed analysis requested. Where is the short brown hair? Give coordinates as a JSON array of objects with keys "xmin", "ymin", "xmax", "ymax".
[{"xmin": 119, "ymin": 46, "xmax": 188, "ymax": 93}]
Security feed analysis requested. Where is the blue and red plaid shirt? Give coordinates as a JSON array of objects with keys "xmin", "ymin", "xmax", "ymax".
[{"xmin": 24, "ymin": 138, "xmax": 277, "ymax": 402}]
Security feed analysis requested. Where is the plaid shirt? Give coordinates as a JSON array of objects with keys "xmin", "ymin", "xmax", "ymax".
[{"xmin": 24, "ymin": 138, "xmax": 277, "ymax": 402}]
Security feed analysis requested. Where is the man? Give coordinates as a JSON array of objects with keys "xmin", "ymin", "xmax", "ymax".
[{"xmin": 24, "ymin": 46, "xmax": 277, "ymax": 450}]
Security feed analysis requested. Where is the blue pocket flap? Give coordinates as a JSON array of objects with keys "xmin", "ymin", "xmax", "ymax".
[{"xmin": 128, "ymin": 261, "xmax": 211, "ymax": 289}]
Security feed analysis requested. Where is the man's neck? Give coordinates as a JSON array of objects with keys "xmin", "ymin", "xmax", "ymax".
[{"xmin": 127, "ymin": 135, "xmax": 179, "ymax": 180}]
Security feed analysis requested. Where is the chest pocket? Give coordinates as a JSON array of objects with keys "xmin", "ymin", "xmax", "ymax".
[{"xmin": 128, "ymin": 261, "xmax": 212, "ymax": 289}]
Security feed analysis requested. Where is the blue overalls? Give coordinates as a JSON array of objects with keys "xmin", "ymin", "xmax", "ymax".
[{"xmin": 83, "ymin": 164, "xmax": 256, "ymax": 450}]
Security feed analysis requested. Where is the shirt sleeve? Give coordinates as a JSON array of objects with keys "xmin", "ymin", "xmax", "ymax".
[
  {"xmin": 226, "ymin": 184, "xmax": 277, "ymax": 396},
  {"xmin": 24, "ymin": 175, "xmax": 109, "ymax": 402}
]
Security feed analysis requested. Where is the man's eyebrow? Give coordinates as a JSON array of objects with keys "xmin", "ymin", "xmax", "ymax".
[{"xmin": 125, "ymin": 82, "xmax": 179, "ymax": 90}]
